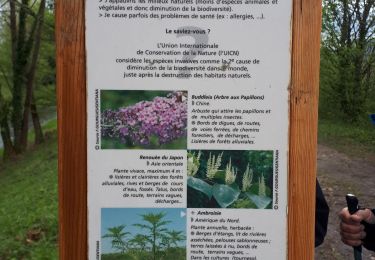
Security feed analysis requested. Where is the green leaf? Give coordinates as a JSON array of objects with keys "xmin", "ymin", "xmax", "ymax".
[
  {"xmin": 0, "ymin": 84, "xmax": 12, "ymax": 103},
  {"xmin": 212, "ymin": 170, "xmax": 226, "ymax": 183},
  {"xmin": 245, "ymin": 193, "xmax": 272, "ymax": 209},
  {"xmin": 212, "ymin": 184, "xmax": 240, "ymax": 208},
  {"xmin": 248, "ymin": 183, "xmax": 272, "ymax": 197},
  {"xmin": 230, "ymin": 198, "xmax": 257, "ymax": 209},
  {"xmin": 0, "ymin": 84, "xmax": 12, "ymax": 121},
  {"xmin": 187, "ymin": 176, "xmax": 213, "ymax": 198}
]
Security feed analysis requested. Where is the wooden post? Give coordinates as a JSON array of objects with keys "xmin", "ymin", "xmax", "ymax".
[
  {"xmin": 56, "ymin": 0, "xmax": 87, "ymax": 259},
  {"xmin": 56, "ymin": 0, "xmax": 322, "ymax": 259},
  {"xmin": 288, "ymin": 0, "xmax": 322, "ymax": 259}
]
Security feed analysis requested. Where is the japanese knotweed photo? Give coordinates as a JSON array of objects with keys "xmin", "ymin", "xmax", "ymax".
[
  {"xmin": 101, "ymin": 208, "xmax": 186, "ymax": 260},
  {"xmin": 187, "ymin": 150, "xmax": 274, "ymax": 209},
  {"xmin": 100, "ymin": 90, "xmax": 187, "ymax": 149}
]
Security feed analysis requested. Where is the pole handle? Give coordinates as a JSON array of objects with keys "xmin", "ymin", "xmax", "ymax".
[
  {"xmin": 346, "ymin": 194, "xmax": 359, "ymax": 214},
  {"xmin": 346, "ymin": 194, "xmax": 362, "ymax": 260}
]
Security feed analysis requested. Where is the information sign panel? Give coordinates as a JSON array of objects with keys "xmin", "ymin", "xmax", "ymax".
[{"xmin": 86, "ymin": 1, "xmax": 292, "ymax": 259}]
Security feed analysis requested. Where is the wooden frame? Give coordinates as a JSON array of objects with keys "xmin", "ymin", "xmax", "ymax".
[
  {"xmin": 56, "ymin": 0, "xmax": 322, "ymax": 259},
  {"xmin": 56, "ymin": 1, "xmax": 87, "ymax": 258},
  {"xmin": 288, "ymin": 0, "xmax": 322, "ymax": 258}
]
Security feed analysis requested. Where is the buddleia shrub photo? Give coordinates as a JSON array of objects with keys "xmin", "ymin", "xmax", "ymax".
[{"xmin": 100, "ymin": 90, "xmax": 188, "ymax": 149}]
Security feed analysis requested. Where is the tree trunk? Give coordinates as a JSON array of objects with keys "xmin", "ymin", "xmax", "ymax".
[
  {"xmin": 0, "ymin": 118, "xmax": 16, "ymax": 160},
  {"xmin": 11, "ymin": 0, "xmax": 29, "ymax": 153},
  {"xmin": 9, "ymin": 0, "xmax": 17, "ymax": 65},
  {"xmin": 20, "ymin": 0, "xmax": 46, "ymax": 149},
  {"xmin": 31, "ymin": 94, "xmax": 44, "ymax": 144}
]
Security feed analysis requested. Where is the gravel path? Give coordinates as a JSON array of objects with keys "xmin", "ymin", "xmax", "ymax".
[{"xmin": 315, "ymin": 144, "xmax": 375, "ymax": 260}]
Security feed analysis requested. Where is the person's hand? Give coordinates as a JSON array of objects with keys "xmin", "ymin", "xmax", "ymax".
[{"xmin": 339, "ymin": 208, "xmax": 375, "ymax": 246}]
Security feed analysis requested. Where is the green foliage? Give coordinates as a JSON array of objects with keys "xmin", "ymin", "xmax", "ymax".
[
  {"xmin": 0, "ymin": 82, "xmax": 12, "ymax": 121},
  {"xmin": 129, "ymin": 234, "xmax": 149, "ymax": 251},
  {"xmin": 34, "ymin": 9, "xmax": 56, "ymax": 108},
  {"xmin": 0, "ymin": 132, "xmax": 58, "ymax": 259},
  {"xmin": 0, "ymin": 119, "xmax": 57, "ymax": 158},
  {"xmin": 212, "ymin": 183, "xmax": 241, "ymax": 208},
  {"xmin": 163, "ymin": 230, "xmax": 185, "ymax": 248},
  {"xmin": 206, "ymin": 152, "xmax": 223, "ymax": 179},
  {"xmin": 319, "ymin": 47, "xmax": 341, "ymax": 119},
  {"xmin": 187, "ymin": 151, "xmax": 201, "ymax": 177},
  {"xmin": 187, "ymin": 150, "xmax": 273, "ymax": 209},
  {"xmin": 101, "ymin": 247, "xmax": 186, "ymax": 260},
  {"xmin": 0, "ymin": 17, "xmax": 13, "ymax": 122},
  {"xmin": 318, "ymin": 118, "xmax": 375, "ymax": 155},
  {"xmin": 133, "ymin": 212, "xmax": 171, "ymax": 259},
  {"xmin": 187, "ymin": 176, "xmax": 213, "ymax": 198},
  {"xmin": 102, "ymin": 212, "xmax": 186, "ymax": 260},
  {"xmin": 245, "ymin": 194, "xmax": 272, "ymax": 209},
  {"xmin": 102, "ymin": 253, "xmax": 132, "ymax": 260},
  {"xmin": 320, "ymin": 0, "xmax": 375, "ymax": 122},
  {"xmin": 224, "ymin": 158, "xmax": 237, "ymax": 185},
  {"xmin": 0, "ymin": 1, "xmax": 56, "ymax": 155},
  {"xmin": 102, "ymin": 225, "xmax": 131, "ymax": 253},
  {"xmin": 242, "ymin": 164, "xmax": 253, "ymax": 192},
  {"xmin": 258, "ymin": 174, "xmax": 266, "ymax": 196},
  {"xmin": 34, "ymin": 84, "xmax": 56, "ymax": 108},
  {"xmin": 28, "ymin": 118, "xmax": 56, "ymax": 142}
]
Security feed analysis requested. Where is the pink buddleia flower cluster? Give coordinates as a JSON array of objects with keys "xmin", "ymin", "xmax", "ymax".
[{"xmin": 101, "ymin": 92, "xmax": 187, "ymax": 146}]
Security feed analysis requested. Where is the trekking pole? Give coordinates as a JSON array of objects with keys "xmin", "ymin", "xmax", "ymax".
[{"xmin": 346, "ymin": 194, "xmax": 362, "ymax": 260}]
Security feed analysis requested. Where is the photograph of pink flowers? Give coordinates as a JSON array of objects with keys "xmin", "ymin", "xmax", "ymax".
[{"xmin": 100, "ymin": 90, "xmax": 188, "ymax": 149}]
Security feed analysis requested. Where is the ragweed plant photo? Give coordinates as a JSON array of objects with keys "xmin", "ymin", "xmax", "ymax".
[{"xmin": 101, "ymin": 208, "xmax": 186, "ymax": 260}]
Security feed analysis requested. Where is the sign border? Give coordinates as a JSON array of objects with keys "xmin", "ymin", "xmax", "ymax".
[{"xmin": 56, "ymin": 0, "xmax": 322, "ymax": 258}]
